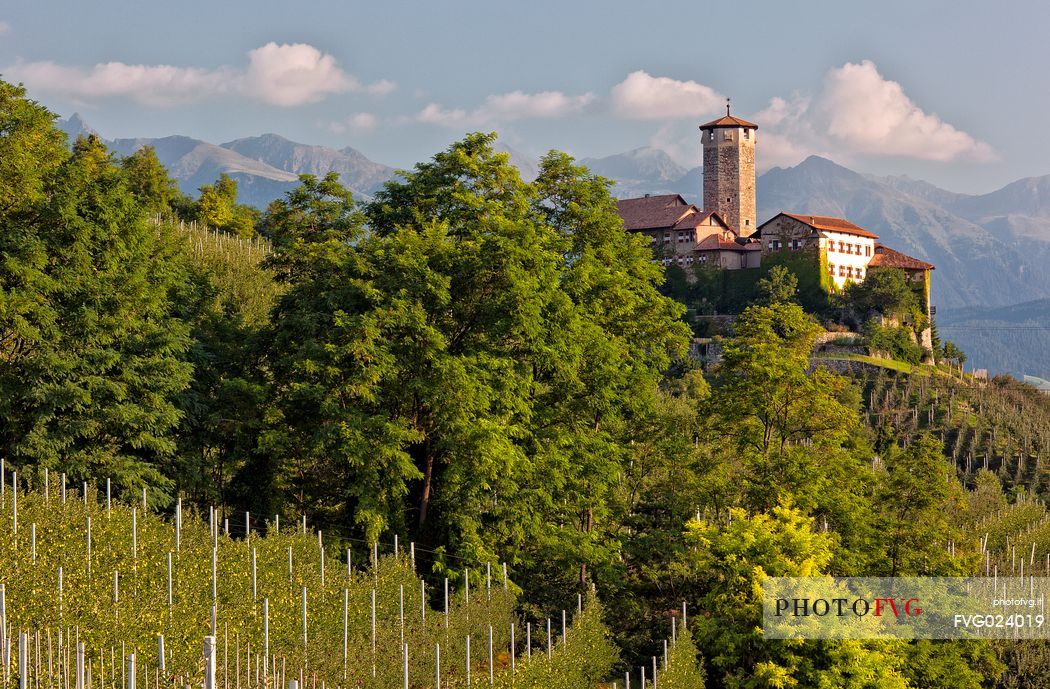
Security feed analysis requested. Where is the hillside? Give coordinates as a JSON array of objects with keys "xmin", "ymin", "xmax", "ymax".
[{"xmin": 0, "ymin": 476, "xmax": 637, "ymax": 689}]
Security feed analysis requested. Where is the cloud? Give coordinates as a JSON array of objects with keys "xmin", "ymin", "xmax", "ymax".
[
  {"xmin": 611, "ymin": 70, "xmax": 724, "ymax": 120},
  {"xmin": 737, "ymin": 62, "xmax": 994, "ymax": 169},
  {"xmin": 417, "ymin": 89, "xmax": 594, "ymax": 127},
  {"xmin": 418, "ymin": 103, "xmax": 470, "ymax": 126},
  {"xmin": 327, "ymin": 112, "xmax": 379, "ymax": 133},
  {"xmin": 818, "ymin": 60, "xmax": 993, "ymax": 162},
  {"xmin": 5, "ymin": 60, "xmax": 235, "ymax": 106},
  {"xmin": 0, "ymin": 21, "xmax": 11, "ymax": 36},
  {"xmin": 242, "ymin": 42, "xmax": 355, "ymax": 106},
  {"xmin": 5, "ymin": 43, "xmax": 394, "ymax": 107}
]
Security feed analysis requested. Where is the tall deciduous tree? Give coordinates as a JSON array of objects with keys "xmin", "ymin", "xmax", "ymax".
[
  {"xmin": 121, "ymin": 145, "xmax": 184, "ymax": 216},
  {"xmin": 261, "ymin": 135, "xmax": 690, "ymax": 592},
  {"xmin": 0, "ymin": 101, "xmax": 192, "ymax": 495}
]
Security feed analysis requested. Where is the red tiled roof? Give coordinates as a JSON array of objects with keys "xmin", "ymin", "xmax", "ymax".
[
  {"xmin": 699, "ymin": 114, "xmax": 758, "ymax": 129},
  {"xmin": 695, "ymin": 235, "xmax": 756, "ymax": 252},
  {"xmin": 869, "ymin": 244, "xmax": 935, "ymax": 271},
  {"xmin": 616, "ymin": 194, "xmax": 693, "ymax": 230},
  {"xmin": 776, "ymin": 212, "xmax": 880, "ymax": 239},
  {"xmin": 672, "ymin": 210, "xmax": 732, "ymax": 232}
]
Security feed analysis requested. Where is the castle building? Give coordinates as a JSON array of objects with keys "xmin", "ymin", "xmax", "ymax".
[
  {"xmin": 614, "ymin": 101, "xmax": 934, "ymax": 303},
  {"xmin": 615, "ymin": 194, "xmax": 760, "ymax": 270}
]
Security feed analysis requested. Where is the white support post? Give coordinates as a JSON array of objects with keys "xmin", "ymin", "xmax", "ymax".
[
  {"xmin": 203, "ymin": 638, "xmax": 215, "ymax": 689},
  {"xmin": 300, "ymin": 588, "xmax": 306, "ymax": 651},
  {"xmin": 546, "ymin": 619, "xmax": 551, "ymax": 660},
  {"xmin": 263, "ymin": 598, "xmax": 270, "ymax": 683},
  {"xmin": 402, "ymin": 644, "xmax": 408, "ymax": 689},
  {"xmin": 125, "ymin": 654, "xmax": 136, "ymax": 689},
  {"xmin": 342, "ymin": 590, "xmax": 348, "ymax": 679},
  {"xmin": 76, "ymin": 643, "xmax": 85, "ymax": 689},
  {"xmin": 17, "ymin": 633, "xmax": 27, "ymax": 689},
  {"xmin": 371, "ymin": 588, "xmax": 376, "ymax": 677}
]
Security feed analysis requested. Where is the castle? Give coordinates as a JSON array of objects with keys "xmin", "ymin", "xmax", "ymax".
[{"xmin": 615, "ymin": 104, "xmax": 934, "ymax": 294}]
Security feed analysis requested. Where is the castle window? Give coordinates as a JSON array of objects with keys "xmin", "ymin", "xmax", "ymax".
[
  {"xmin": 743, "ymin": 129, "xmax": 750, "ymax": 140},
  {"xmin": 664, "ymin": 234, "xmax": 671, "ymax": 243},
  {"xmin": 677, "ymin": 231, "xmax": 686, "ymax": 243},
  {"xmin": 745, "ymin": 219, "xmax": 750, "ymax": 227},
  {"xmin": 865, "ymin": 245, "xmax": 871, "ymax": 257},
  {"xmin": 857, "ymin": 268, "xmax": 864, "ymax": 279},
  {"xmin": 723, "ymin": 131, "xmax": 732, "ymax": 141},
  {"xmin": 791, "ymin": 239, "xmax": 801, "ymax": 250},
  {"xmin": 828, "ymin": 263, "xmax": 835, "ymax": 275},
  {"xmin": 839, "ymin": 266, "xmax": 845, "ymax": 277},
  {"xmin": 839, "ymin": 241, "xmax": 845, "ymax": 252},
  {"xmin": 699, "ymin": 254, "xmax": 708, "ymax": 263}
]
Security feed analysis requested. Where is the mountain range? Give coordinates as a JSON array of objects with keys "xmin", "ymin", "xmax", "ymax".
[{"xmin": 58, "ymin": 114, "xmax": 1050, "ymax": 379}]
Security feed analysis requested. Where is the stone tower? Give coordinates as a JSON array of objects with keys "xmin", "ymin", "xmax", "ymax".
[{"xmin": 700, "ymin": 103, "xmax": 758, "ymax": 235}]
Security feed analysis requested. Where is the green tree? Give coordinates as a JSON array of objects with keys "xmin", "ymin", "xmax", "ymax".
[
  {"xmin": 0, "ymin": 80, "xmax": 67, "ymax": 217},
  {"xmin": 261, "ymin": 136, "xmax": 690, "ymax": 598},
  {"xmin": 172, "ymin": 224, "xmax": 280, "ymax": 511},
  {"xmin": 710, "ymin": 302, "xmax": 855, "ymax": 460},
  {"xmin": 684, "ymin": 504, "xmax": 917, "ymax": 689},
  {"xmin": 876, "ymin": 433, "xmax": 973, "ymax": 576},
  {"xmin": 195, "ymin": 173, "xmax": 258, "ymax": 238},
  {"xmin": 846, "ymin": 267, "xmax": 919, "ymax": 318},
  {"xmin": 757, "ymin": 264, "xmax": 798, "ymax": 304},
  {"xmin": 121, "ymin": 145, "xmax": 183, "ymax": 215},
  {"xmin": 0, "ymin": 119, "xmax": 192, "ymax": 496}
]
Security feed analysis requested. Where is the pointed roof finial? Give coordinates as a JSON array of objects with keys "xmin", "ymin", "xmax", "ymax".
[{"xmin": 726, "ymin": 97, "xmax": 731, "ymax": 116}]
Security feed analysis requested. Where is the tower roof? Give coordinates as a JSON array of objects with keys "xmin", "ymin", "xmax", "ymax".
[{"xmin": 699, "ymin": 114, "xmax": 758, "ymax": 130}]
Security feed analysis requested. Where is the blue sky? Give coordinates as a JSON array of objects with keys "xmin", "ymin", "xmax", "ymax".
[{"xmin": 2, "ymin": 0, "xmax": 1048, "ymax": 193}]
